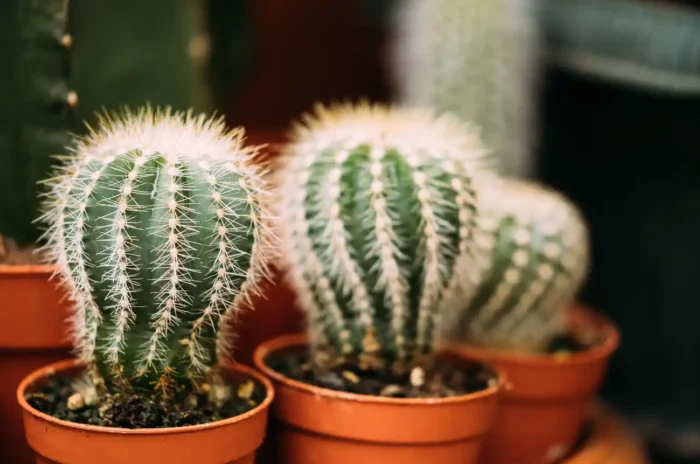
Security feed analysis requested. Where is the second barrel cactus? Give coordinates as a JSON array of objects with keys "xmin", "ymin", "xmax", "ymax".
[{"xmin": 275, "ymin": 102, "xmax": 494, "ymax": 365}]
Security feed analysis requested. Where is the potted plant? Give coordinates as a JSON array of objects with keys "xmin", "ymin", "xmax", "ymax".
[
  {"xmin": 254, "ymin": 102, "xmax": 504, "ymax": 463},
  {"xmin": 16, "ymin": 107, "xmax": 274, "ymax": 464},
  {"xmin": 445, "ymin": 177, "xmax": 620, "ymax": 464}
]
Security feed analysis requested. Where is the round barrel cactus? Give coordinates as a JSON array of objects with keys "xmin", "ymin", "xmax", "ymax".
[
  {"xmin": 448, "ymin": 178, "xmax": 590, "ymax": 353},
  {"xmin": 275, "ymin": 102, "xmax": 494, "ymax": 364},
  {"xmin": 40, "ymin": 107, "xmax": 271, "ymax": 396}
]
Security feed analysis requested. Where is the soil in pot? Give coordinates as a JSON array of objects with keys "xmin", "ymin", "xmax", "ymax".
[
  {"xmin": 265, "ymin": 345, "xmax": 496, "ymax": 399},
  {"xmin": 18, "ymin": 359, "xmax": 273, "ymax": 464},
  {"xmin": 25, "ymin": 370, "xmax": 267, "ymax": 429},
  {"xmin": 255, "ymin": 334, "xmax": 503, "ymax": 464}
]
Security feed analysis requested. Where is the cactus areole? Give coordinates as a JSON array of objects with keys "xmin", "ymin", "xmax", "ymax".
[
  {"xmin": 275, "ymin": 102, "xmax": 494, "ymax": 366},
  {"xmin": 39, "ymin": 107, "xmax": 271, "ymax": 398}
]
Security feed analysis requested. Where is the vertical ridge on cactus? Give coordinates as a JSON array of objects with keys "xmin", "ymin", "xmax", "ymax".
[
  {"xmin": 274, "ymin": 102, "xmax": 494, "ymax": 364},
  {"xmin": 447, "ymin": 178, "xmax": 590, "ymax": 353},
  {"xmin": 0, "ymin": 0, "xmax": 75, "ymax": 246},
  {"xmin": 39, "ymin": 107, "xmax": 272, "ymax": 396},
  {"xmin": 393, "ymin": 0, "xmax": 539, "ymax": 178}
]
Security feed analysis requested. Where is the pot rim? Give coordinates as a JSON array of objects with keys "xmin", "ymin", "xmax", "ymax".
[
  {"xmin": 17, "ymin": 358, "xmax": 274, "ymax": 435},
  {"xmin": 254, "ymin": 332, "xmax": 505, "ymax": 406},
  {"xmin": 0, "ymin": 264, "xmax": 58, "ymax": 276},
  {"xmin": 453, "ymin": 305, "xmax": 620, "ymax": 367}
]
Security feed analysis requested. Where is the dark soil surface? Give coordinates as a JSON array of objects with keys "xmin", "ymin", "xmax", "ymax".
[
  {"xmin": 266, "ymin": 349, "xmax": 498, "ymax": 399},
  {"xmin": 0, "ymin": 236, "xmax": 46, "ymax": 265},
  {"xmin": 25, "ymin": 374, "xmax": 266, "ymax": 429},
  {"xmin": 546, "ymin": 333, "xmax": 590, "ymax": 354},
  {"xmin": 546, "ymin": 326, "xmax": 606, "ymax": 355}
]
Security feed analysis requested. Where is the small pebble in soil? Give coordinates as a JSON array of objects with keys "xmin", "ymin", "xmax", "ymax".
[
  {"xmin": 267, "ymin": 349, "xmax": 498, "ymax": 399},
  {"xmin": 25, "ymin": 374, "xmax": 265, "ymax": 429}
]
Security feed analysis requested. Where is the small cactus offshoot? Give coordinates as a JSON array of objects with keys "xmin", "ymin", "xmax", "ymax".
[
  {"xmin": 446, "ymin": 178, "xmax": 590, "ymax": 353},
  {"xmin": 275, "ymin": 102, "xmax": 494, "ymax": 366},
  {"xmin": 40, "ymin": 107, "xmax": 271, "ymax": 397}
]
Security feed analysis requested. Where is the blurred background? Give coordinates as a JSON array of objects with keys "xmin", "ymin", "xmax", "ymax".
[{"xmin": 3, "ymin": 0, "xmax": 700, "ymax": 462}]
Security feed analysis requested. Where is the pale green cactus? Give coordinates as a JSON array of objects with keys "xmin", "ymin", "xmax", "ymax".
[
  {"xmin": 393, "ymin": 0, "xmax": 540, "ymax": 178},
  {"xmin": 274, "ymin": 102, "xmax": 494, "ymax": 365},
  {"xmin": 447, "ymin": 178, "xmax": 590, "ymax": 353},
  {"xmin": 39, "ymin": 107, "xmax": 271, "ymax": 397}
]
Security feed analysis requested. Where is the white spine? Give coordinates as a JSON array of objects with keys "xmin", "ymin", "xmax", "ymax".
[
  {"xmin": 368, "ymin": 146, "xmax": 409, "ymax": 358},
  {"xmin": 322, "ymin": 148, "xmax": 374, "ymax": 329},
  {"xmin": 103, "ymin": 153, "xmax": 144, "ymax": 366}
]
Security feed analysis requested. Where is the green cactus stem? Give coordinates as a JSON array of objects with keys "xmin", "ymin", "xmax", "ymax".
[
  {"xmin": 393, "ymin": 0, "xmax": 540, "ymax": 178},
  {"xmin": 40, "ymin": 107, "xmax": 271, "ymax": 397},
  {"xmin": 275, "ymin": 102, "xmax": 494, "ymax": 366},
  {"xmin": 447, "ymin": 178, "xmax": 590, "ymax": 353},
  {"xmin": 70, "ymin": 0, "xmax": 212, "ymax": 123},
  {"xmin": 0, "ymin": 0, "xmax": 76, "ymax": 246}
]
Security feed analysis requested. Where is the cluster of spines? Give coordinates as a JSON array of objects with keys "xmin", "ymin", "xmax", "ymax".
[
  {"xmin": 449, "ymin": 179, "xmax": 590, "ymax": 352},
  {"xmin": 275, "ymin": 102, "xmax": 492, "ymax": 364},
  {"xmin": 40, "ymin": 107, "xmax": 271, "ymax": 393}
]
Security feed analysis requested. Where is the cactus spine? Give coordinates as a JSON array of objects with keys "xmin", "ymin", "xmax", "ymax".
[
  {"xmin": 448, "ymin": 178, "xmax": 590, "ymax": 353},
  {"xmin": 0, "ymin": 0, "xmax": 75, "ymax": 246},
  {"xmin": 40, "ymin": 107, "xmax": 270, "ymax": 396},
  {"xmin": 393, "ymin": 0, "xmax": 539, "ymax": 178},
  {"xmin": 275, "ymin": 102, "xmax": 493, "ymax": 364}
]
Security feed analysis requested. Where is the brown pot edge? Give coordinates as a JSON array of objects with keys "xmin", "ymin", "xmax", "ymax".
[
  {"xmin": 449, "ymin": 304, "xmax": 620, "ymax": 368},
  {"xmin": 16, "ymin": 358, "xmax": 275, "ymax": 436},
  {"xmin": 0, "ymin": 264, "xmax": 58, "ymax": 276},
  {"xmin": 253, "ymin": 332, "xmax": 506, "ymax": 407}
]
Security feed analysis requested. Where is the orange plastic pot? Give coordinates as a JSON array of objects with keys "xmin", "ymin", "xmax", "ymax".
[
  {"xmin": 0, "ymin": 265, "xmax": 72, "ymax": 464},
  {"xmin": 455, "ymin": 305, "xmax": 620, "ymax": 464},
  {"xmin": 253, "ymin": 333, "xmax": 503, "ymax": 464},
  {"xmin": 18, "ymin": 359, "xmax": 274, "ymax": 464}
]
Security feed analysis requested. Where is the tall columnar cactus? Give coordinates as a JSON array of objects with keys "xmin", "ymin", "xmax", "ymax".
[
  {"xmin": 70, "ymin": 0, "xmax": 212, "ymax": 123},
  {"xmin": 0, "ymin": 0, "xmax": 75, "ymax": 246},
  {"xmin": 40, "ymin": 108, "xmax": 271, "ymax": 396},
  {"xmin": 393, "ymin": 0, "xmax": 539, "ymax": 178},
  {"xmin": 447, "ymin": 178, "xmax": 590, "ymax": 353},
  {"xmin": 275, "ymin": 102, "xmax": 494, "ymax": 365}
]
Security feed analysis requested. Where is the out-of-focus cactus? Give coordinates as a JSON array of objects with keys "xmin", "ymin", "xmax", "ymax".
[
  {"xmin": 447, "ymin": 178, "xmax": 590, "ymax": 353},
  {"xmin": 275, "ymin": 102, "xmax": 494, "ymax": 365},
  {"xmin": 393, "ymin": 0, "xmax": 540, "ymax": 178},
  {"xmin": 0, "ymin": 0, "xmax": 76, "ymax": 246},
  {"xmin": 40, "ymin": 107, "xmax": 271, "ymax": 397},
  {"xmin": 71, "ymin": 0, "xmax": 212, "ymax": 123}
]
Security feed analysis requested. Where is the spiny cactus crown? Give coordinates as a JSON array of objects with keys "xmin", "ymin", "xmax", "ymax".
[
  {"xmin": 447, "ymin": 178, "xmax": 590, "ymax": 353},
  {"xmin": 275, "ymin": 102, "xmax": 494, "ymax": 364},
  {"xmin": 40, "ymin": 107, "xmax": 271, "ymax": 395},
  {"xmin": 393, "ymin": 0, "xmax": 539, "ymax": 177}
]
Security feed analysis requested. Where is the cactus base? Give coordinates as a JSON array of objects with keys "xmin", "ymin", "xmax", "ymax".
[{"xmin": 25, "ymin": 369, "xmax": 265, "ymax": 429}]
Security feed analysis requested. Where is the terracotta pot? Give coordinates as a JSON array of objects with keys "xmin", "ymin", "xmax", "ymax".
[
  {"xmin": 455, "ymin": 305, "xmax": 620, "ymax": 464},
  {"xmin": 17, "ymin": 359, "xmax": 274, "ymax": 464},
  {"xmin": 253, "ymin": 333, "xmax": 503, "ymax": 464},
  {"xmin": 0, "ymin": 265, "xmax": 72, "ymax": 464}
]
